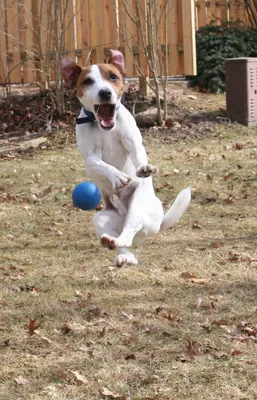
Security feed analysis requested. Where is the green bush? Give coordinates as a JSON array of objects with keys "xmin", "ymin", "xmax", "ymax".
[{"xmin": 192, "ymin": 25, "xmax": 257, "ymax": 92}]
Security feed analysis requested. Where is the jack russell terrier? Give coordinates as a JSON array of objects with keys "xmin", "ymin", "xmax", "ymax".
[{"xmin": 61, "ymin": 50, "xmax": 191, "ymax": 267}]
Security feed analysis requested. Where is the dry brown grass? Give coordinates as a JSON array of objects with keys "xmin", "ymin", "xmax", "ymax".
[{"xmin": 1, "ymin": 92, "xmax": 257, "ymax": 400}]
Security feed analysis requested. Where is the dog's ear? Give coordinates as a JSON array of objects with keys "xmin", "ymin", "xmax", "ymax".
[
  {"xmin": 108, "ymin": 50, "xmax": 126, "ymax": 76},
  {"xmin": 60, "ymin": 56, "xmax": 82, "ymax": 87}
]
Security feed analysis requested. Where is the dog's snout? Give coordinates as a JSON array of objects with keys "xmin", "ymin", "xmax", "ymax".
[{"xmin": 98, "ymin": 88, "xmax": 112, "ymax": 102}]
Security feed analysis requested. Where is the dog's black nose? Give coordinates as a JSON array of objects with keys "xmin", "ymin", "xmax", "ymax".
[{"xmin": 98, "ymin": 88, "xmax": 112, "ymax": 101}]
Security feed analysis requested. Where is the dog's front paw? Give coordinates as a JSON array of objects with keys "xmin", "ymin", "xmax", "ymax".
[
  {"xmin": 136, "ymin": 164, "xmax": 158, "ymax": 178},
  {"xmin": 101, "ymin": 234, "xmax": 116, "ymax": 249},
  {"xmin": 111, "ymin": 172, "xmax": 131, "ymax": 191}
]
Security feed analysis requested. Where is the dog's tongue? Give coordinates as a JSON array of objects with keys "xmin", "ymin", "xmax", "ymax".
[{"xmin": 97, "ymin": 104, "xmax": 114, "ymax": 128}]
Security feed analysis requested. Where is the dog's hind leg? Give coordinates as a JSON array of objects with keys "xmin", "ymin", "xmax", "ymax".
[
  {"xmin": 93, "ymin": 209, "xmax": 138, "ymax": 266},
  {"xmin": 101, "ymin": 180, "xmax": 163, "ymax": 249}
]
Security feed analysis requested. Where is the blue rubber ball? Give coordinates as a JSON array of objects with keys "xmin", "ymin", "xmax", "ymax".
[{"xmin": 72, "ymin": 182, "xmax": 101, "ymax": 210}]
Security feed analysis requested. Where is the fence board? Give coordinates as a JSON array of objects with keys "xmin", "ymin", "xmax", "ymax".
[
  {"xmin": 137, "ymin": 0, "xmax": 149, "ymax": 77},
  {"xmin": 197, "ymin": 0, "xmax": 207, "ymax": 28},
  {"xmin": 237, "ymin": 0, "xmax": 248, "ymax": 24},
  {"xmin": 118, "ymin": 0, "xmax": 136, "ymax": 77},
  {"xmin": 0, "ymin": 4, "xmax": 8, "ymax": 83},
  {"xmin": 65, "ymin": 0, "xmax": 76, "ymax": 59},
  {"xmin": 87, "ymin": 0, "xmax": 99, "ymax": 64},
  {"xmin": 183, "ymin": 0, "xmax": 197, "ymax": 75},
  {"xmin": 6, "ymin": 0, "xmax": 22, "ymax": 82},
  {"xmin": 103, "ymin": 0, "xmax": 119, "ymax": 55},
  {"xmin": 22, "ymin": 0, "xmax": 36, "ymax": 82},
  {"xmin": 75, "ymin": 0, "xmax": 90, "ymax": 66},
  {"xmin": 32, "ymin": 0, "xmax": 46, "ymax": 83},
  {"xmin": 220, "ymin": 1, "xmax": 228, "ymax": 23},
  {"xmin": 208, "ymin": 0, "xmax": 217, "ymax": 24},
  {"xmin": 177, "ymin": 0, "xmax": 184, "ymax": 75},
  {"xmin": 167, "ymin": 0, "xmax": 178, "ymax": 75}
]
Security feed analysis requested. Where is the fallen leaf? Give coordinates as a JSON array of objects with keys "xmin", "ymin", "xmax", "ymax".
[
  {"xmin": 124, "ymin": 353, "xmax": 136, "ymax": 360},
  {"xmin": 200, "ymin": 322, "xmax": 212, "ymax": 333},
  {"xmin": 236, "ymin": 336, "xmax": 250, "ymax": 344},
  {"xmin": 55, "ymin": 368, "xmax": 70, "ymax": 381},
  {"xmin": 75, "ymin": 290, "xmax": 84, "ymax": 297},
  {"xmin": 8, "ymin": 274, "xmax": 24, "ymax": 280},
  {"xmin": 192, "ymin": 221, "xmax": 202, "ymax": 229},
  {"xmin": 242, "ymin": 360, "xmax": 256, "ymax": 366},
  {"xmin": 61, "ymin": 321, "xmax": 85, "ymax": 334},
  {"xmin": 212, "ymin": 351, "xmax": 230, "ymax": 360},
  {"xmin": 27, "ymin": 318, "xmax": 40, "ymax": 336},
  {"xmin": 141, "ymin": 373, "xmax": 159, "ymax": 384},
  {"xmin": 210, "ymin": 242, "xmax": 224, "ymax": 248},
  {"xmin": 89, "ymin": 304, "xmax": 105, "ymax": 317},
  {"xmin": 61, "ymin": 321, "xmax": 72, "ymax": 334},
  {"xmin": 196, "ymin": 296, "xmax": 203, "ymax": 309},
  {"xmin": 228, "ymin": 252, "xmax": 241, "ymax": 262},
  {"xmin": 231, "ymin": 349, "xmax": 243, "ymax": 356},
  {"xmin": 40, "ymin": 335, "xmax": 53, "ymax": 344},
  {"xmin": 121, "ymin": 311, "xmax": 134, "ymax": 320},
  {"xmin": 234, "ymin": 142, "xmax": 244, "ymax": 150},
  {"xmin": 165, "ymin": 118, "xmax": 175, "ymax": 127},
  {"xmin": 181, "ymin": 272, "xmax": 197, "ymax": 280},
  {"xmin": 31, "ymin": 287, "xmax": 40, "ymax": 296},
  {"xmin": 0, "ymin": 339, "xmax": 9, "ymax": 347},
  {"xmin": 71, "ymin": 370, "xmax": 88, "ymax": 385},
  {"xmin": 44, "ymin": 385, "xmax": 62, "ymax": 396},
  {"xmin": 101, "ymin": 387, "xmax": 122, "ymax": 398},
  {"xmin": 161, "ymin": 308, "xmax": 180, "ymax": 322},
  {"xmin": 14, "ymin": 376, "xmax": 30, "ymax": 385},
  {"xmin": 186, "ymin": 339, "xmax": 202, "ymax": 357},
  {"xmin": 99, "ymin": 326, "xmax": 107, "ymax": 338},
  {"xmin": 211, "ymin": 319, "xmax": 228, "ymax": 326},
  {"xmin": 181, "ymin": 272, "xmax": 208, "ymax": 284},
  {"xmin": 237, "ymin": 321, "xmax": 257, "ymax": 337},
  {"xmin": 226, "ymin": 196, "xmax": 233, "ymax": 204},
  {"xmin": 189, "ymin": 278, "xmax": 208, "ymax": 284},
  {"xmin": 42, "ymin": 184, "xmax": 53, "ymax": 195},
  {"xmin": 246, "ymin": 256, "xmax": 257, "ymax": 263},
  {"xmin": 175, "ymin": 354, "xmax": 191, "ymax": 363}
]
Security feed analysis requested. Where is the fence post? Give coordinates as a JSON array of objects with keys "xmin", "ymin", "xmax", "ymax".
[{"xmin": 182, "ymin": 0, "xmax": 197, "ymax": 75}]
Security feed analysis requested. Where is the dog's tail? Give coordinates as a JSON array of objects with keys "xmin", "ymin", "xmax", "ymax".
[{"xmin": 160, "ymin": 187, "xmax": 191, "ymax": 232}]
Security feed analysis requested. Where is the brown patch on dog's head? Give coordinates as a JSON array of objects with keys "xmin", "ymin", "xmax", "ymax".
[
  {"xmin": 75, "ymin": 66, "xmax": 94, "ymax": 99},
  {"xmin": 98, "ymin": 64, "xmax": 124, "ymax": 99}
]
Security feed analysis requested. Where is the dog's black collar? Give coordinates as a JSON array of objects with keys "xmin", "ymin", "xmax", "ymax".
[
  {"xmin": 76, "ymin": 104, "xmax": 121, "ymax": 125},
  {"xmin": 76, "ymin": 107, "xmax": 95, "ymax": 125}
]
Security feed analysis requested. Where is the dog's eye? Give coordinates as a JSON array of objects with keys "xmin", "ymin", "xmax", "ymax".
[
  {"xmin": 82, "ymin": 77, "xmax": 94, "ymax": 85},
  {"xmin": 110, "ymin": 73, "xmax": 118, "ymax": 82}
]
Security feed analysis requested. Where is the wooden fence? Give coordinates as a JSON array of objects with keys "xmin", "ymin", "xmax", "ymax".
[
  {"xmin": 0, "ymin": 0, "xmax": 254, "ymax": 85},
  {"xmin": 195, "ymin": 0, "xmax": 250, "ymax": 29}
]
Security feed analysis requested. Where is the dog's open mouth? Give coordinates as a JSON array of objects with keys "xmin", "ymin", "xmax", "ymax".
[{"xmin": 94, "ymin": 104, "xmax": 115, "ymax": 130}]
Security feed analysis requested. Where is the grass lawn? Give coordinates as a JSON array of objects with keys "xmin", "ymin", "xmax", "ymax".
[{"xmin": 1, "ymin": 92, "xmax": 257, "ymax": 400}]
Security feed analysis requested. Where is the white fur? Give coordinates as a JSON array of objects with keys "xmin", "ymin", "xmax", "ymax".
[{"xmin": 75, "ymin": 65, "xmax": 191, "ymax": 267}]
